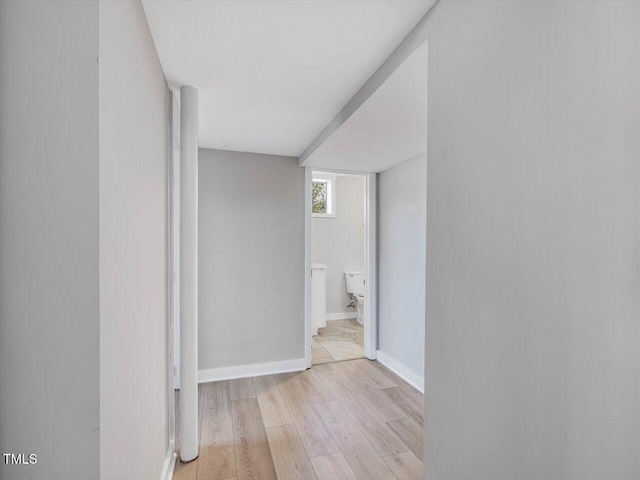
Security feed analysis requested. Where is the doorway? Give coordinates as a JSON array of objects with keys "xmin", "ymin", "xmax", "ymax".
[{"xmin": 304, "ymin": 168, "xmax": 377, "ymax": 367}]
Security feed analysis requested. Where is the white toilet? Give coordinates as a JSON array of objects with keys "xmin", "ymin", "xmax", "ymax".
[{"xmin": 345, "ymin": 271, "xmax": 365, "ymax": 325}]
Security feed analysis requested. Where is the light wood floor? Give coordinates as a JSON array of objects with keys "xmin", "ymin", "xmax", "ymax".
[{"xmin": 174, "ymin": 359, "xmax": 424, "ymax": 480}]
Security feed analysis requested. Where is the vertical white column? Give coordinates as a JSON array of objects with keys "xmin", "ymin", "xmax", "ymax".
[
  {"xmin": 179, "ymin": 85, "xmax": 199, "ymax": 462},
  {"xmin": 304, "ymin": 167, "xmax": 312, "ymax": 368},
  {"xmin": 364, "ymin": 173, "xmax": 377, "ymax": 359}
]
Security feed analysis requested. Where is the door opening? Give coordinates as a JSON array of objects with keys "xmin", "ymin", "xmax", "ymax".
[{"xmin": 304, "ymin": 169, "xmax": 377, "ymax": 367}]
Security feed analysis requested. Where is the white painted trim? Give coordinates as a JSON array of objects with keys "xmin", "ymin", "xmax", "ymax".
[
  {"xmin": 313, "ymin": 170, "xmax": 367, "ymax": 179},
  {"xmin": 160, "ymin": 440, "xmax": 177, "ymax": 480},
  {"xmin": 364, "ymin": 173, "xmax": 378, "ymax": 360},
  {"xmin": 304, "ymin": 167, "xmax": 313, "ymax": 369},
  {"xmin": 166, "ymin": 89, "xmax": 177, "ymax": 455},
  {"xmin": 376, "ymin": 350, "xmax": 424, "ymax": 393},
  {"xmin": 170, "ymin": 90, "xmax": 181, "ymax": 391},
  {"xmin": 198, "ymin": 358, "xmax": 307, "ymax": 384},
  {"xmin": 326, "ymin": 312, "xmax": 357, "ymax": 321}
]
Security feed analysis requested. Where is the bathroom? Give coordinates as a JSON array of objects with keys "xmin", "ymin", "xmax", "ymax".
[{"xmin": 310, "ymin": 170, "xmax": 366, "ymax": 365}]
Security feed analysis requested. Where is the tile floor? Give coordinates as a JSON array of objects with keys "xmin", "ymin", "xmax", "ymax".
[{"xmin": 312, "ymin": 318, "xmax": 364, "ymax": 365}]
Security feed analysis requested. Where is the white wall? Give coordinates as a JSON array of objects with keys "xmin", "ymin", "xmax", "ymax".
[
  {"xmin": 199, "ymin": 149, "xmax": 305, "ymax": 370},
  {"xmin": 312, "ymin": 175, "xmax": 365, "ymax": 315},
  {"xmin": 99, "ymin": 1, "xmax": 170, "ymax": 479},
  {"xmin": 0, "ymin": 2, "xmax": 100, "ymax": 479},
  {"xmin": 378, "ymin": 154, "xmax": 426, "ymax": 385},
  {"xmin": 424, "ymin": 1, "xmax": 639, "ymax": 479}
]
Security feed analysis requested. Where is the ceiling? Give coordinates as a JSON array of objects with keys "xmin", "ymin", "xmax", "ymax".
[
  {"xmin": 302, "ymin": 40, "xmax": 427, "ymax": 173},
  {"xmin": 141, "ymin": 0, "xmax": 433, "ymax": 157}
]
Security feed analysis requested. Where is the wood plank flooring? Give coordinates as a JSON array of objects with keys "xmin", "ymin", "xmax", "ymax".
[{"xmin": 174, "ymin": 359, "xmax": 424, "ymax": 480}]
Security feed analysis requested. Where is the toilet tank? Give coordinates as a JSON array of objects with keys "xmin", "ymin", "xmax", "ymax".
[{"xmin": 345, "ymin": 271, "xmax": 365, "ymax": 295}]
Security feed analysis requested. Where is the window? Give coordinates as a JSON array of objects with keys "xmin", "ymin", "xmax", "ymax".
[{"xmin": 312, "ymin": 174, "xmax": 336, "ymax": 217}]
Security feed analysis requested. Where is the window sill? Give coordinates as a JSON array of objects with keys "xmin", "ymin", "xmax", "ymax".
[{"xmin": 313, "ymin": 213, "xmax": 336, "ymax": 218}]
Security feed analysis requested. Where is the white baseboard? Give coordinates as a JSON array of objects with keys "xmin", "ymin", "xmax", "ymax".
[
  {"xmin": 198, "ymin": 357, "xmax": 307, "ymax": 383},
  {"xmin": 326, "ymin": 312, "xmax": 357, "ymax": 321},
  {"xmin": 160, "ymin": 440, "xmax": 176, "ymax": 480},
  {"xmin": 376, "ymin": 350, "xmax": 424, "ymax": 393}
]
